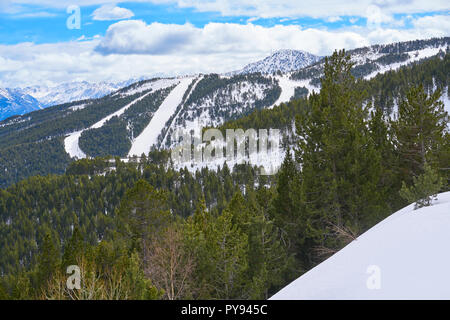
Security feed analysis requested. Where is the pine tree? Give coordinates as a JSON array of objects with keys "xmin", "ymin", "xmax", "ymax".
[
  {"xmin": 117, "ymin": 179, "xmax": 171, "ymax": 256},
  {"xmin": 61, "ymin": 227, "xmax": 84, "ymax": 270},
  {"xmin": 271, "ymin": 147, "xmax": 301, "ymax": 253},
  {"xmin": 392, "ymin": 85, "xmax": 448, "ymax": 184},
  {"xmin": 36, "ymin": 233, "xmax": 60, "ymax": 291},
  {"xmin": 295, "ymin": 50, "xmax": 387, "ymax": 263},
  {"xmin": 369, "ymin": 106, "xmax": 401, "ymax": 210},
  {"xmin": 399, "ymin": 162, "xmax": 444, "ymax": 209}
]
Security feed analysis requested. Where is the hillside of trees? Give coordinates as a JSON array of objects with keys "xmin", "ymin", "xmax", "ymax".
[{"xmin": 0, "ymin": 49, "xmax": 448, "ymax": 299}]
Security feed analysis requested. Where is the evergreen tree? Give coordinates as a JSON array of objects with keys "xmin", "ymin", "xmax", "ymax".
[
  {"xmin": 271, "ymin": 147, "xmax": 299, "ymax": 251},
  {"xmin": 61, "ymin": 227, "xmax": 84, "ymax": 270},
  {"xmin": 36, "ymin": 233, "xmax": 60, "ymax": 291},
  {"xmin": 295, "ymin": 50, "xmax": 387, "ymax": 264},
  {"xmin": 117, "ymin": 179, "xmax": 171, "ymax": 256},
  {"xmin": 392, "ymin": 85, "xmax": 448, "ymax": 184},
  {"xmin": 399, "ymin": 162, "xmax": 444, "ymax": 209}
]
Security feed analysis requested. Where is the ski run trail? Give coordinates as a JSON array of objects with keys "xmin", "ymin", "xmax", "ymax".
[
  {"xmin": 64, "ymin": 89, "xmax": 155, "ymax": 159},
  {"xmin": 128, "ymin": 77, "xmax": 193, "ymax": 157},
  {"xmin": 64, "ymin": 77, "xmax": 195, "ymax": 159}
]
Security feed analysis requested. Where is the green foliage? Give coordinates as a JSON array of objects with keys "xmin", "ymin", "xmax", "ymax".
[
  {"xmin": 294, "ymin": 50, "xmax": 390, "ymax": 265},
  {"xmin": 36, "ymin": 233, "xmax": 60, "ymax": 290},
  {"xmin": 117, "ymin": 179, "xmax": 171, "ymax": 251},
  {"xmin": 79, "ymin": 87, "xmax": 174, "ymax": 157},
  {"xmin": 292, "ymin": 86, "xmax": 309, "ymax": 100},
  {"xmin": 399, "ymin": 163, "xmax": 444, "ymax": 209},
  {"xmin": 183, "ymin": 190, "xmax": 291, "ymax": 300},
  {"xmin": 392, "ymin": 85, "xmax": 449, "ymax": 184},
  {"xmin": 79, "ymin": 116, "xmax": 131, "ymax": 157},
  {"xmin": 0, "ymin": 39, "xmax": 449, "ymax": 300}
]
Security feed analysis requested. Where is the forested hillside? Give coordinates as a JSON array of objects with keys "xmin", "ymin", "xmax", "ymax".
[
  {"xmin": 0, "ymin": 49, "xmax": 448, "ymax": 300},
  {"xmin": 0, "ymin": 38, "xmax": 448, "ymax": 189}
]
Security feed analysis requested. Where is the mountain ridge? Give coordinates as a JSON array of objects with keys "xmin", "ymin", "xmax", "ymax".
[
  {"xmin": 0, "ymin": 36, "xmax": 449, "ymax": 188},
  {"xmin": 232, "ymin": 49, "xmax": 321, "ymax": 75}
]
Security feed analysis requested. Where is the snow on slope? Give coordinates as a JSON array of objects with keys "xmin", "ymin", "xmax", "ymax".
[
  {"xmin": 173, "ymin": 144, "xmax": 285, "ymax": 176},
  {"xmin": 270, "ymin": 76, "xmax": 319, "ymax": 108},
  {"xmin": 64, "ymin": 131, "xmax": 86, "ymax": 159},
  {"xmin": 271, "ymin": 191, "xmax": 450, "ymax": 300},
  {"xmin": 64, "ymin": 90, "xmax": 155, "ymax": 158},
  {"xmin": 22, "ymin": 80, "xmax": 133, "ymax": 107},
  {"xmin": 0, "ymin": 88, "xmax": 42, "ymax": 121},
  {"xmin": 160, "ymin": 76, "xmax": 204, "ymax": 147},
  {"xmin": 128, "ymin": 77, "xmax": 193, "ymax": 156},
  {"xmin": 116, "ymin": 78, "xmax": 180, "ymax": 97},
  {"xmin": 364, "ymin": 46, "xmax": 446, "ymax": 80},
  {"xmin": 441, "ymin": 88, "xmax": 450, "ymax": 116},
  {"xmin": 235, "ymin": 49, "xmax": 321, "ymax": 74}
]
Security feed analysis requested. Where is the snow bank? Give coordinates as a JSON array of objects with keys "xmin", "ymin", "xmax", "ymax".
[{"xmin": 271, "ymin": 191, "xmax": 450, "ymax": 300}]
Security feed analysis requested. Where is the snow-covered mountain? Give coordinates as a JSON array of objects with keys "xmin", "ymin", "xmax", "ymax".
[
  {"xmin": 234, "ymin": 49, "xmax": 321, "ymax": 74},
  {"xmin": 271, "ymin": 191, "xmax": 450, "ymax": 300},
  {"xmin": 0, "ymin": 88, "xmax": 42, "ymax": 121},
  {"xmin": 1, "ymin": 37, "xmax": 448, "ymax": 168},
  {"xmin": 0, "ymin": 37, "xmax": 449, "ymax": 189},
  {"xmin": 59, "ymin": 38, "xmax": 449, "ymax": 164},
  {"xmin": 21, "ymin": 78, "xmax": 146, "ymax": 107},
  {"xmin": 0, "ymin": 78, "xmax": 151, "ymax": 121}
]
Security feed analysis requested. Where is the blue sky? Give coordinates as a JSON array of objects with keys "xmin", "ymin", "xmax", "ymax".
[
  {"xmin": 2, "ymin": 2, "xmax": 441, "ymax": 44},
  {"xmin": 0, "ymin": 1, "xmax": 448, "ymax": 87}
]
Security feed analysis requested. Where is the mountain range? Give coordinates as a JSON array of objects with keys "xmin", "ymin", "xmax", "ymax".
[
  {"xmin": 0, "ymin": 36, "xmax": 449, "ymax": 300},
  {"xmin": 0, "ymin": 88, "xmax": 42, "ymax": 121},
  {"xmin": 0, "ymin": 50, "xmax": 321, "ymax": 121},
  {"xmin": 0, "ymin": 36, "xmax": 449, "ymax": 188},
  {"xmin": 0, "ymin": 78, "xmax": 149, "ymax": 121}
]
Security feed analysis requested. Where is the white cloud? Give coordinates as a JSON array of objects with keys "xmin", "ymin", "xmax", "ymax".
[
  {"xmin": 96, "ymin": 20, "xmax": 196, "ymax": 54},
  {"xmin": 95, "ymin": 20, "xmax": 368, "ymax": 56},
  {"xmin": 0, "ymin": 16, "xmax": 448, "ymax": 88},
  {"xmin": 327, "ymin": 16, "xmax": 342, "ymax": 23},
  {"xmin": 412, "ymin": 15, "xmax": 450, "ymax": 36},
  {"xmin": 92, "ymin": 4, "xmax": 134, "ymax": 21}
]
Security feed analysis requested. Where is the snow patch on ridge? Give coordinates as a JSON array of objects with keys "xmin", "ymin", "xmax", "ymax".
[
  {"xmin": 270, "ymin": 76, "xmax": 319, "ymax": 109},
  {"xmin": 117, "ymin": 78, "xmax": 180, "ymax": 97},
  {"xmin": 364, "ymin": 46, "xmax": 446, "ymax": 80}
]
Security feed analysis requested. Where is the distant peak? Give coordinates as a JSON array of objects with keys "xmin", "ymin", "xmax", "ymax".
[{"xmin": 234, "ymin": 49, "xmax": 321, "ymax": 75}]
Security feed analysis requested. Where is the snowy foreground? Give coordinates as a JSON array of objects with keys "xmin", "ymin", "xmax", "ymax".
[{"xmin": 271, "ymin": 191, "xmax": 450, "ymax": 300}]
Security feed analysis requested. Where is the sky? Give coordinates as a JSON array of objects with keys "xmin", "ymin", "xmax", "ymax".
[{"xmin": 0, "ymin": 0, "xmax": 449, "ymax": 87}]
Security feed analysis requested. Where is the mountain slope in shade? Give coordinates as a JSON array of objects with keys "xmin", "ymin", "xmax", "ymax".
[
  {"xmin": 0, "ymin": 88, "xmax": 42, "ymax": 121},
  {"xmin": 270, "ymin": 191, "xmax": 450, "ymax": 300},
  {"xmin": 235, "ymin": 49, "xmax": 321, "ymax": 74}
]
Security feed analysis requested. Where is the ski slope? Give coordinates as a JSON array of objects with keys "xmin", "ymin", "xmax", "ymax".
[
  {"xmin": 270, "ymin": 76, "xmax": 318, "ymax": 109},
  {"xmin": 64, "ymin": 90, "xmax": 155, "ymax": 158},
  {"xmin": 128, "ymin": 77, "xmax": 193, "ymax": 156},
  {"xmin": 364, "ymin": 46, "xmax": 447, "ymax": 80},
  {"xmin": 271, "ymin": 191, "xmax": 450, "ymax": 300}
]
